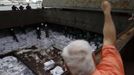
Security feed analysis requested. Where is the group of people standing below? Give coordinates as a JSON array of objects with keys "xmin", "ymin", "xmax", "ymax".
[{"xmin": 12, "ymin": 4, "xmax": 32, "ymax": 11}]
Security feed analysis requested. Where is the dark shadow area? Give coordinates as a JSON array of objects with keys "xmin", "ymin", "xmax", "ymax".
[{"xmin": 121, "ymin": 37, "xmax": 134, "ymax": 75}]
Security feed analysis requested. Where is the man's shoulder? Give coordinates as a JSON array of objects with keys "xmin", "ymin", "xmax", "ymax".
[
  {"xmin": 102, "ymin": 45, "xmax": 116, "ymax": 49},
  {"xmin": 101, "ymin": 44, "xmax": 121, "ymax": 59}
]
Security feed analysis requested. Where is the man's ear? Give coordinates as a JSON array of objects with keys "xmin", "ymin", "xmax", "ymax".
[
  {"xmin": 64, "ymin": 63, "xmax": 72, "ymax": 75},
  {"xmin": 92, "ymin": 53, "xmax": 97, "ymax": 65}
]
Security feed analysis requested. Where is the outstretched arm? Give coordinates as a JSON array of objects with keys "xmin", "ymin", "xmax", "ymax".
[
  {"xmin": 102, "ymin": 1, "xmax": 116, "ymax": 45},
  {"xmin": 93, "ymin": 2, "xmax": 124, "ymax": 75}
]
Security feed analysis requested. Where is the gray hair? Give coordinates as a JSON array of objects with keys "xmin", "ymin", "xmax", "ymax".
[{"xmin": 62, "ymin": 40, "xmax": 96, "ymax": 75}]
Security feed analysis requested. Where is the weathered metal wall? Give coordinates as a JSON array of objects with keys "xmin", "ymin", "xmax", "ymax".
[
  {"xmin": 0, "ymin": 9, "xmax": 44, "ymax": 29},
  {"xmin": 43, "ymin": 0, "xmax": 134, "ymax": 9},
  {"xmin": 44, "ymin": 8, "xmax": 131, "ymax": 34},
  {"xmin": 0, "ymin": 8, "xmax": 132, "ymax": 34}
]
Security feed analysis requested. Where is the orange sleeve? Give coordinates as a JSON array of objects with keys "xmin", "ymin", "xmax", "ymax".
[{"xmin": 93, "ymin": 45, "xmax": 124, "ymax": 75}]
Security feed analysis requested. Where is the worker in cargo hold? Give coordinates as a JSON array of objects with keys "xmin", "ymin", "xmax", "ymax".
[
  {"xmin": 62, "ymin": 1, "xmax": 124, "ymax": 75},
  {"xmin": 19, "ymin": 5, "xmax": 24, "ymax": 11},
  {"xmin": 12, "ymin": 5, "xmax": 19, "ymax": 11},
  {"xmin": 26, "ymin": 3, "xmax": 32, "ymax": 10}
]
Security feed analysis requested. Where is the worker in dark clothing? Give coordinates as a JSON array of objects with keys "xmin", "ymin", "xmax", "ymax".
[
  {"xmin": 42, "ymin": 3, "xmax": 45, "ymax": 9},
  {"xmin": 26, "ymin": 4, "xmax": 32, "ymax": 10},
  {"xmin": 19, "ymin": 5, "xmax": 24, "ymax": 11},
  {"xmin": 12, "ymin": 5, "xmax": 19, "ymax": 11},
  {"xmin": 42, "ymin": 6, "xmax": 45, "ymax": 10}
]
